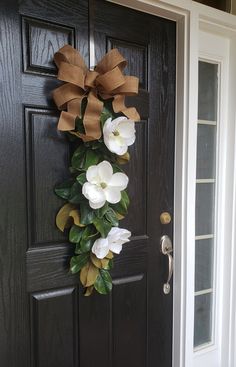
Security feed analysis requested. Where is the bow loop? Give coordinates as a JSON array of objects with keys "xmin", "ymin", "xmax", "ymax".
[
  {"xmin": 53, "ymin": 45, "xmax": 140, "ymax": 141},
  {"xmin": 85, "ymin": 71, "xmax": 99, "ymax": 89},
  {"xmin": 96, "ymin": 67, "xmax": 125, "ymax": 92},
  {"xmin": 95, "ymin": 48, "xmax": 127, "ymax": 73},
  {"xmin": 57, "ymin": 62, "xmax": 85, "ymax": 88}
]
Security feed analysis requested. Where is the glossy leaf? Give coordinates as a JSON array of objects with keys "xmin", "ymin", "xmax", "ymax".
[
  {"xmin": 76, "ymin": 172, "xmax": 87, "ymax": 186},
  {"xmin": 84, "ymin": 149, "xmax": 100, "ymax": 170},
  {"xmin": 80, "ymin": 202, "xmax": 95, "ymax": 225},
  {"xmin": 79, "ymin": 226, "xmax": 97, "ymax": 252},
  {"xmin": 54, "ymin": 180, "xmax": 74, "ymax": 200},
  {"xmin": 116, "ymin": 152, "xmax": 130, "ymax": 165},
  {"xmin": 80, "ymin": 262, "xmax": 99, "ymax": 287},
  {"xmin": 71, "ymin": 145, "xmax": 86, "ymax": 170},
  {"xmin": 105, "ymin": 207, "xmax": 119, "ymax": 226},
  {"xmin": 101, "ymin": 258, "xmax": 110, "ymax": 269},
  {"xmin": 95, "ymin": 202, "xmax": 109, "ymax": 218},
  {"xmin": 69, "ymin": 225, "xmax": 84, "ymax": 243},
  {"xmin": 55, "ymin": 203, "xmax": 75, "ymax": 232},
  {"xmin": 84, "ymin": 286, "xmax": 94, "ymax": 296},
  {"xmin": 111, "ymin": 190, "xmax": 130, "ymax": 215},
  {"xmin": 106, "ymin": 251, "xmax": 114, "ymax": 259},
  {"xmin": 111, "ymin": 163, "xmax": 124, "ymax": 173},
  {"xmin": 69, "ymin": 182, "xmax": 84, "ymax": 204},
  {"xmin": 93, "ymin": 217, "xmax": 112, "ymax": 238},
  {"xmin": 69, "ymin": 209, "xmax": 84, "ymax": 227},
  {"xmin": 100, "ymin": 107, "xmax": 113, "ymax": 127},
  {"xmin": 90, "ymin": 253, "xmax": 102, "ymax": 269},
  {"xmin": 75, "ymin": 116, "xmax": 85, "ymax": 134},
  {"xmin": 94, "ymin": 269, "xmax": 113, "ymax": 294},
  {"xmin": 70, "ymin": 253, "xmax": 89, "ymax": 274}
]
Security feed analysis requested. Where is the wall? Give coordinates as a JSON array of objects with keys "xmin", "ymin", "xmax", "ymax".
[{"xmin": 232, "ymin": 0, "xmax": 236, "ymax": 14}]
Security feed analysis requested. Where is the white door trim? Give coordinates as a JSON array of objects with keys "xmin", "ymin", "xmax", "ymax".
[{"xmin": 108, "ymin": 1, "xmax": 236, "ymax": 366}]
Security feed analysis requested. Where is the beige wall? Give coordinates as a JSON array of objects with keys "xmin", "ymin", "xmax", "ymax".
[{"xmin": 232, "ymin": 0, "xmax": 236, "ymax": 14}]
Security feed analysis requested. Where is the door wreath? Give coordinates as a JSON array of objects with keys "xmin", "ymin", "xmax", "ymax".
[{"xmin": 53, "ymin": 45, "xmax": 140, "ymax": 295}]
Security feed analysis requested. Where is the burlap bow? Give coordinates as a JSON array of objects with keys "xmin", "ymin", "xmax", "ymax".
[{"xmin": 52, "ymin": 45, "xmax": 140, "ymax": 142}]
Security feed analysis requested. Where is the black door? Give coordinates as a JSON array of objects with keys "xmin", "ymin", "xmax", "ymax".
[{"xmin": 0, "ymin": 1, "xmax": 176, "ymax": 366}]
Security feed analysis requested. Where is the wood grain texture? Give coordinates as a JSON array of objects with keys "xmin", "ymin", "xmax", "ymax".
[
  {"xmin": 147, "ymin": 17, "xmax": 176, "ymax": 367},
  {"xmin": 85, "ymin": 2, "xmax": 176, "ymax": 367},
  {"xmin": 0, "ymin": 2, "xmax": 30, "ymax": 366},
  {"xmin": 0, "ymin": 1, "xmax": 176, "ymax": 366},
  {"xmin": 31, "ymin": 287, "xmax": 78, "ymax": 367},
  {"xmin": 112, "ymin": 275, "xmax": 147, "ymax": 367},
  {"xmin": 22, "ymin": 17, "xmax": 75, "ymax": 75},
  {"xmin": 0, "ymin": 1, "xmax": 88, "ymax": 366},
  {"xmin": 25, "ymin": 108, "xmax": 70, "ymax": 246}
]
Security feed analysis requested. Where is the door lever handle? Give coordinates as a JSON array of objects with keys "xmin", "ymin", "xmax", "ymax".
[{"xmin": 160, "ymin": 235, "xmax": 173, "ymax": 295}]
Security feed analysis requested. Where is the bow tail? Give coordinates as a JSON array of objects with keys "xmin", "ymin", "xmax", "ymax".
[
  {"xmin": 82, "ymin": 91, "xmax": 103, "ymax": 141},
  {"xmin": 112, "ymin": 94, "xmax": 140, "ymax": 121},
  {"xmin": 57, "ymin": 98, "xmax": 83, "ymax": 131}
]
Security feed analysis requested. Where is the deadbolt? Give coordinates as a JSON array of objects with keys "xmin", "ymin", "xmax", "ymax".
[{"xmin": 160, "ymin": 212, "xmax": 172, "ymax": 225}]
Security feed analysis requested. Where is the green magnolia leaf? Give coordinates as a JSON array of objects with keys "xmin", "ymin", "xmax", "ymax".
[
  {"xmin": 76, "ymin": 172, "xmax": 87, "ymax": 186},
  {"xmin": 84, "ymin": 149, "xmax": 100, "ymax": 170},
  {"xmin": 91, "ymin": 141, "xmax": 102, "ymax": 150},
  {"xmin": 95, "ymin": 202, "xmax": 109, "ymax": 218},
  {"xmin": 70, "ymin": 253, "xmax": 89, "ymax": 274},
  {"xmin": 105, "ymin": 207, "xmax": 119, "ymax": 226},
  {"xmin": 75, "ymin": 116, "xmax": 85, "ymax": 134},
  {"xmin": 111, "ymin": 190, "xmax": 130, "ymax": 216},
  {"xmin": 93, "ymin": 217, "xmax": 112, "ymax": 238},
  {"xmin": 80, "ymin": 202, "xmax": 96, "ymax": 225},
  {"xmin": 80, "ymin": 238, "xmax": 94, "ymax": 253},
  {"xmin": 69, "ymin": 166, "xmax": 79, "ymax": 174},
  {"xmin": 111, "ymin": 163, "xmax": 125, "ymax": 173},
  {"xmin": 101, "ymin": 258, "xmax": 114, "ymax": 270},
  {"xmin": 107, "ymin": 259, "xmax": 114, "ymax": 270},
  {"xmin": 121, "ymin": 190, "xmax": 130, "ymax": 207},
  {"xmin": 75, "ymin": 244, "xmax": 83, "ymax": 255},
  {"xmin": 80, "ymin": 98, "xmax": 88, "ymax": 117},
  {"xmin": 79, "ymin": 225, "xmax": 97, "ymax": 252},
  {"xmin": 100, "ymin": 107, "xmax": 113, "ymax": 127},
  {"xmin": 54, "ymin": 179, "xmax": 74, "ymax": 200},
  {"xmin": 94, "ymin": 269, "xmax": 113, "ymax": 294},
  {"xmin": 71, "ymin": 145, "xmax": 86, "ymax": 170},
  {"xmin": 69, "ymin": 225, "xmax": 84, "ymax": 243},
  {"xmin": 68, "ymin": 182, "xmax": 84, "ymax": 204}
]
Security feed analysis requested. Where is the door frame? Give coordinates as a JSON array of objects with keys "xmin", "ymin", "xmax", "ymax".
[{"xmin": 108, "ymin": 1, "xmax": 236, "ymax": 366}]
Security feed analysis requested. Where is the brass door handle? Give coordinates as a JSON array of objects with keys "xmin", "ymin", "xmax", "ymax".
[{"xmin": 160, "ymin": 235, "xmax": 173, "ymax": 295}]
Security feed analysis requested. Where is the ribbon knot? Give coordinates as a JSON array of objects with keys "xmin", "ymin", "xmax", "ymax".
[{"xmin": 52, "ymin": 45, "xmax": 140, "ymax": 142}]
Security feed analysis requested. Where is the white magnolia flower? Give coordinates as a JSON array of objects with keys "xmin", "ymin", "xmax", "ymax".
[
  {"xmin": 82, "ymin": 160, "xmax": 128, "ymax": 209},
  {"xmin": 103, "ymin": 116, "xmax": 136, "ymax": 155},
  {"xmin": 108, "ymin": 227, "xmax": 131, "ymax": 254},
  {"xmin": 91, "ymin": 237, "xmax": 110, "ymax": 259},
  {"xmin": 92, "ymin": 227, "xmax": 131, "ymax": 259}
]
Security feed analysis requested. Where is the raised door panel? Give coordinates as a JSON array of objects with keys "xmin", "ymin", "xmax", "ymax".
[
  {"xmin": 20, "ymin": 2, "xmax": 88, "ymax": 296},
  {"xmin": 15, "ymin": 2, "xmax": 88, "ymax": 366},
  {"xmin": 77, "ymin": 2, "xmax": 175, "ymax": 367},
  {"xmin": 30, "ymin": 287, "xmax": 78, "ymax": 367}
]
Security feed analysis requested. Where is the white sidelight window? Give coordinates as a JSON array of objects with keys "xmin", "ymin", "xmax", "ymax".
[{"xmin": 194, "ymin": 60, "xmax": 219, "ymax": 349}]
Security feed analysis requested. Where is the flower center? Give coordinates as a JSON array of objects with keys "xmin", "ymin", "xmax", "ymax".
[
  {"xmin": 113, "ymin": 130, "xmax": 120, "ymax": 136},
  {"xmin": 100, "ymin": 182, "xmax": 107, "ymax": 189}
]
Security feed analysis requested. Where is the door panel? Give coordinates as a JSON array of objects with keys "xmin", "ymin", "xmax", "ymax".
[{"xmin": 0, "ymin": 1, "xmax": 176, "ymax": 366}]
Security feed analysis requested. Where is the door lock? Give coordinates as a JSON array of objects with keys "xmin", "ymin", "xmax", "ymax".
[
  {"xmin": 160, "ymin": 212, "xmax": 172, "ymax": 225},
  {"xmin": 160, "ymin": 235, "xmax": 173, "ymax": 295}
]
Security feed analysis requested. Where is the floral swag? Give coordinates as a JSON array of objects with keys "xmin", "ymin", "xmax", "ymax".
[{"xmin": 53, "ymin": 45, "xmax": 140, "ymax": 296}]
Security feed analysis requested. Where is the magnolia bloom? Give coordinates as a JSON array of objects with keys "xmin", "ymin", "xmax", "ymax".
[
  {"xmin": 103, "ymin": 116, "xmax": 136, "ymax": 155},
  {"xmin": 92, "ymin": 227, "xmax": 131, "ymax": 259},
  {"xmin": 82, "ymin": 161, "xmax": 128, "ymax": 209}
]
